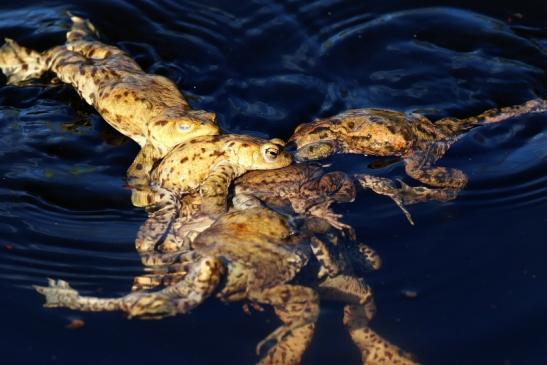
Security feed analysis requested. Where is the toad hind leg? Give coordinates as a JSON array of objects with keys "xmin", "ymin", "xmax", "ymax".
[
  {"xmin": 65, "ymin": 14, "xmax": 126, "ymax": 60},
  {"xmin": 343, "ymin": 305, "xmax": 419, "ymax": 365},
  {"xmin": 34, "ymin": 278, "xmax": 132, "ymax": 313},
  {"xmin": 316, "ymin": 274, "xmax": 419, "ymax": 364},
  {"xmin": 355, "ymin": 243, "xmax": 382, "ymax": 271},
  {"xmin": 159, "ymin": 256, "xmax": 225, "ymax": 315},
  {"xmin": 404, "ymin": 142, "xmax": 467, "ymax": 189},
  {"xmin": 66, "ymin": 13, "xmax": 99, "ymax": 43},
  {"xmin": 0, "ymin": 39, "xmax": 94, "ymax": 91},
  {"xmin": 34, "ymin": 279, "xmax": 177, "ymax": 318},
  {"xmin": 251, "ymin": 285, "xmax": 319, "ymax": 365},
  {"xmin": 35, "ymin": 256, "xmax": 224, "ymax": 319},
  {"xmin": 435, "ymin": 98, "xmax": 547, "ymax": 136}
]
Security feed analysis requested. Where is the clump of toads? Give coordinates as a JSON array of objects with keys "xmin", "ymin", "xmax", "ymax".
[{"xmin": 2, "ymin": 14, "xmax": 545, "ymax": 365}]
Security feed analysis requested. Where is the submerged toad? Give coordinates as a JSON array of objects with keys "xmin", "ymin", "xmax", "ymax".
[
  {"xmin": 136, "ymin": 163, "xmax": 358, "ymax": 268},
  {"xmin": 234, "ymin": 164, "xmax": 356, "ymax": 233},
  {"xmin": 134, "ymin": 162, "xmax": 461, "ymax": 268},
  {"xmin": 289, "ymin": 99, "xmax": 547, "ymax": 192},
  {"xmin": 35, "ymin": 206, "xmax": 418, "ymax": 365},
  {"xmin": 0, "ymin": 14, "xmax": 221, "ymax": 206},
  {"xmin": 235, "ymin": 163, "xmax": 456, "ymax": 227}
]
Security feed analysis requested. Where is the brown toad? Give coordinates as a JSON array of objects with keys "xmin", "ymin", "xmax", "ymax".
[
  {"xmin": 35, "ymin": 206, "xmax": 418, "ymax": 365},
  {"xmin": 0, "ymin": 14, "xmax": 221, "ymax": 206},
  {"xmin": 127, "ymin": 165, "xmax": 416, "ymax": 364},
  {"xmin": 150, "ymin": 134, "xmax": 292, "ymax": 215},
  {"xmin": 235, "ymin": 163, "xmax": 455, "ymax": 227},
  {"xmin": 134, "ymin": 162, "xmax": 459, "ymax": 270},
  {"xmin": 234, "ymin": 163, "xmax": 357, "ymax": 234},
  {"xmin": 134, "ymin": 164, "xmax": 359, "ymax": 274},
  {"xmin": 130, "ymin": 163, "xmax": 355, "ymax": 270},
  {"xmin": 130, "ymin": 134, "xmax": 292, "ymax": 260},
  {"xmin": 35, "ymin": 207, "xmax": 317, "ymax": 365},
  {"xmin": 289, "ymin": 100, "xmax": 547, "ymax": 192}
]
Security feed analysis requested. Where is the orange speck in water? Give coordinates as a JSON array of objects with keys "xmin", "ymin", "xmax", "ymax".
[{"xmin": 65, "ymin": 319, "xmax": 85, "ymax": 329}]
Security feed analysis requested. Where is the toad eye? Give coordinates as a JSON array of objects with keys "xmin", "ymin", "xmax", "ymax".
[
  {"xmin": 178, "ymin": 123, "xmax": 191, "ymax": 132},
  {"xmin": 263, "ymin": 147, "xmax": 280, "ymax": 161}
]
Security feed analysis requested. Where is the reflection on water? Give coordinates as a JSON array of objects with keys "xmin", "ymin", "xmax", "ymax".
[{"xmin": 0, "ymin": 1, "xmax": 546, "ymax": 364}]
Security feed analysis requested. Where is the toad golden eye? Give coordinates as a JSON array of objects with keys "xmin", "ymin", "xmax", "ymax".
[{"xmin": 264, "ymin": 147, "xmax": 279, "ymax": 161}]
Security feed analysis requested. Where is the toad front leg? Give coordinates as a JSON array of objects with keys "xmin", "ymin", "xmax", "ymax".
[
  {"xmin": 130, "ymin": 250, "xmax": 201, "ymax": 292},
  {"xmin": 250, "ymin": 285, "xmax": 320, "ymax": 365},
  {"xmin": 127, "ymin": 143, "xmax": 163, "ymax": 207},
  {"xmin": 200, "ymin": 163, "xmax": 236, "ymax": 216},
  {"xmin": 307, "ymin": 202, "xmax": 356, "ymax": 238},
  {"xmin": 297, "ymin": 171, "xmax": 357, "ymax": 237},
  {"xmin": 134, "ymin": 188, "xmax": 179, "ymax": 262},
  {"xmin": 355, "ymin": 174, "xmax": 458, "ymax": 225}
]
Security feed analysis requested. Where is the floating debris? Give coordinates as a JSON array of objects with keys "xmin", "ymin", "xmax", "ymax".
[
  {"xmin": 65, "ymin": 319, "xmax": 85, "ymax": 329},
  {"xmin": 401, "ymin": 289, "xmax": 418, "ymax": 299}
]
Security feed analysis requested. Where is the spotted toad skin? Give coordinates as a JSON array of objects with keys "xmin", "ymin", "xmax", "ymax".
[
  {"xmin": 234, "ymin": 164, "xmax": 356, "ymax": 233},
  {"xmin": 150, "ymin": 134, "xmax": 292, "ymax": 215},
  {"xmin": 134, "ymin": 164, "xmax": 355, "ymax": 269},
  {"xmin": 0, "ymin": 15, "xmax": 221, "ymax": 206},
  {"xmin": 289, "ymin": 100, "xmax": 547, "ymax": 192},
  {"xmin": 127, "ymin": 134, "xmax": 292, "ymax": 264},
  {"xmin": 35, "ymin": 206, "xmax": 418, "ymax": 365}
]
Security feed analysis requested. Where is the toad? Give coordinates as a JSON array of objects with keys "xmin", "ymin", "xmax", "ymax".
[
  {"xmin": 35, "ymin": 206, "xmax": 418, "ymax": 365},
  {"xmin": 234, "ymin": 164, "xmax": 357, "ymax": 234},
  {"xmin": 0, "ymin": 14, "xmax": 221, "ymax": 206},
  {"xmin": 130, "ymin": 134, "xmax": 292, "ymax": 262},
  {"xmin": 289, "ymin": 99, "xmax": 547, "ymax": 193}
]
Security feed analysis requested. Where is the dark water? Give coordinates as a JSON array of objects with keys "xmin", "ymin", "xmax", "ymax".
[{"xmin": 0, "ymin": 1, "xmax": 546, "ymax": 364}]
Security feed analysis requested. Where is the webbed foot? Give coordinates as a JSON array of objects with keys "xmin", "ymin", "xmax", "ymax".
[
  {"xmin": 251, "ymin": 285, "xmax": 319, "ymax": 365},
  {"xmin": 308, "ymin": 203, "xmax": 356, "ymax": 239},
  {"xmin": 357, "ymin": 243, "xmax": 382, "ymax": 271},
  {"xmin": 356, "ymin": 174, "xmax": 458, "ymax": 225},
  {"xmin": 34, "ymin": 278, "xmax": 80, "ymax": 308},
  {"xmin": 0, "ymin": 38, "xmax": 47, "ymax": 85}
]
